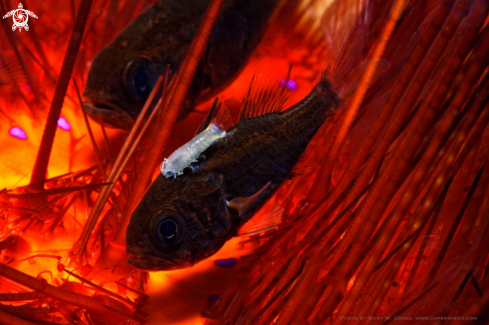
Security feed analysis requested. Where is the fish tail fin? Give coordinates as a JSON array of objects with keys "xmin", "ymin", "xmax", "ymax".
[{"xmin": 317, "ymin": 12, "xmax": 370, "ymax": 101}]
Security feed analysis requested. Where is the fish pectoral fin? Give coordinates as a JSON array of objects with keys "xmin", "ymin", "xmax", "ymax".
[{"xmin": 226, "ymin": 181, "xmax": 271, "ymax": 216}]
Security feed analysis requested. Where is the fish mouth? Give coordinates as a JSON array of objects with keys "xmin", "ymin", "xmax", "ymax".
[
  {"xmin": 83, "ymin": 98, "xmax": 135, "ymax": 130},
  {"xmin": 127, "ymin": 254, "xmax": 191, "ymax": 271}
]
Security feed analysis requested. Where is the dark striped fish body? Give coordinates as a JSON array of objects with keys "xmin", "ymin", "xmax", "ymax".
[
  {"xmin": 83, "ymin": 0, "xmax": 282, "ymax": 129},
  {"xmin": 126, "ymin": 78, "xmax": 339, "ymax": 270}
]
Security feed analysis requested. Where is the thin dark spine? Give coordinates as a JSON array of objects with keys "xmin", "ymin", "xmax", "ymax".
[{"xmin": 29, "ymin": 0, "xmax": 93, "ymax": 192}]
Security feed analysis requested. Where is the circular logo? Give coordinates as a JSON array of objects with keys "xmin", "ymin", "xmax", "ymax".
[
  {"xmin": 13, "ymin": 9, "xmax": 28, "ymax": 29},
  {"xmin": 2, "ymin": 3, "xmax": 38, "ymax": 32}
]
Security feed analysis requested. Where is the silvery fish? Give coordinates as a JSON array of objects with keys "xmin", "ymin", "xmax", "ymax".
[{"xmin": 83, "ymin": 0, "xmax": 282, "ymax": 129}]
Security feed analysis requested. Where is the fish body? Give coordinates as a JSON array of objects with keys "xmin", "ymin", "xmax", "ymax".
[
  {"xmin": 161, "ymin": 122, "xmax": 227, "ymax": 179},
  {"xmin": 83, "ymin": 0, "xmax": 282, "ymax": 129},
  {"xmin": 126, "ymin": 78, "xmax": 339, "ymax": 270}
]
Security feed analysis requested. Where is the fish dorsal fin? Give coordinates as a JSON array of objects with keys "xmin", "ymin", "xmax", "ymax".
[
  {"xmin": 195, "ymin": 97, "xmax": 232, "ymax": 136},
  {"xmin": 239, "ymin": 65, "xmax": 295, "ymax": 121},
  {"xmin": 226, "ymin": 181, "xmax": 271, "ymax": 216}
]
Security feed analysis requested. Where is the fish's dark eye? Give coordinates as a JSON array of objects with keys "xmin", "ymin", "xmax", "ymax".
[
  {"xmin": 150, "ymin": 212, "xmax": 185, "ymax": 248},
  {"xmin": 134, "ymin": 67, "xmax": 151, "ymax": 93},
  {"xmin": 123, "ymin": 58, "xmax": 158, "ymax": 101},
  {"xmin": 159, "ymin": 218, "xmax": 177, "ymax": 242}
]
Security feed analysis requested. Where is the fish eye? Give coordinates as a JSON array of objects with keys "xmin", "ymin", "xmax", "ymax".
[
  {"xmin": 150, "ymin": 212, "xmax": 185, "ymax": 248},
  {"xmin": 134, "ymin": 67, "xmax": 151, "ymax": 92},
  {"xmin": 122, "ymin": 57, "xmax": 158, "ymax": 101},
  {"xmin": 159, "ymin": 218, "xmax": 177, "ymax": 241}
]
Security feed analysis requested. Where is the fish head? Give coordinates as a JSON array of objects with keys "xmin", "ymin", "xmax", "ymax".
[
  {"xmin": 126, "ymin": 174, "xmax": 233, "ymax": 271},
  {"xmin": 82, "ymin": 4, "xmax": 178, "ymax": 129},
  {"xmin": 83, "ymin": 43, "xmax": 170, "ymax": 129}
]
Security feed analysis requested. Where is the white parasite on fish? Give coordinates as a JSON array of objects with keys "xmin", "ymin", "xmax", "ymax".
[{"xmin": 161, "ymin": 122, "xmax": 227, "ymax": 178}]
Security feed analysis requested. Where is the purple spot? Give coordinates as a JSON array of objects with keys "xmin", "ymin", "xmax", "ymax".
[
  {"xmin": 214, "ymin": 258, "xmax": 236, "ymax": 267},
  {"xmin": 9, "ymin": 126, "xmax": 27, "ymax": 140},
  {"xmin": 57, "ymin": 116, "xmax": 71, "ymax": 131},
  {"xmin": 280, "ymin": 79, "xmax": 298, "ymax": 91},
  {"xmin": 208, "ymin": 295, "xmax": 220, "ymax": 302},
  {"xmin": 25, "ymin": 84, "xmax": 31, "ymax": 91}
]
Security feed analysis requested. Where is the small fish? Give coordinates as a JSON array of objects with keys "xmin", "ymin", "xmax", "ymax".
[
  {"xmin": 83, "ymin": 0, "xmax": 282, "ymax": 129},
  {"xmin": 125, "ymin": 62, "xmax": 359, "ymax": 270},
  {"xmin": 161, "ymin": 120, "xmax": 227, "ymax": 179},
  {"xmin": 125, "ymin": 13, "xmax": 367, "ymax": 270}
]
